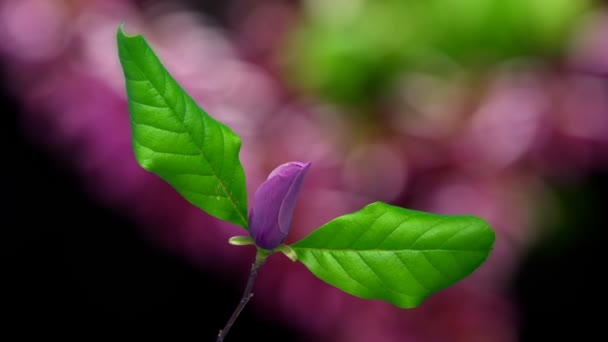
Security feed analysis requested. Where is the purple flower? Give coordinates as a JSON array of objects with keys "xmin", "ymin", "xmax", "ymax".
[{"xmin": 249, "ymin": 161, "xmax": 312, "ymax": 249}]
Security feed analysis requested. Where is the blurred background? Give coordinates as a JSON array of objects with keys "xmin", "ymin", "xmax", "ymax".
[{"xmin": 6, "ymin": 0, "xmax": 607, "ymax": 341}]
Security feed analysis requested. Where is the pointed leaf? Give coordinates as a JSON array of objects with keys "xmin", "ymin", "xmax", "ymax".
[
  {"xmin": 116, "ymin": 25, "xmax": 248, "ymax": 228},
  {"xmin": 291, "ymin": 202, "xmax": 495, "ymax": 308}
]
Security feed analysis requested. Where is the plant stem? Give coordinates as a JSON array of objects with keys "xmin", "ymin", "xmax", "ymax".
[{"xmin": 216, "ymin": 249, "xmax": 269, "ymax": 342}]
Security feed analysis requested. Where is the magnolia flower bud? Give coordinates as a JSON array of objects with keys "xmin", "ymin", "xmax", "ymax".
[{"xmin": 249, "ymin": 161, "xmax": 312, "ymax": 250}]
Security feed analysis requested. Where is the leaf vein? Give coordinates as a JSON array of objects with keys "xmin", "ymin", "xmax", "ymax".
[
  {"xmin": 128, "ymin": 98, "xmax": 167, "ymax": 110},
  {"xmin": 133, "ymin": 136, "xmax": 200, "ymax": 156},
  {"xmin": 448, "ymin": 251, "xmax": 465, "ymax": 274},
  {"xmin": 419, "ymin": 251, "xmax": 451, "ymax": 283},
  {"xmin": 327, "ymin": 253, "xmax": 376, "ymax": 294},
  {"xmin": 180, "ymin": 187, "xmax": 229, "ymax": 199},
  {"xmin": 374, "ymin": 214, "xmax": 414, "ymax": 248},
  {"xmin": 132, "ymin": 119, "xmax": 185, "ymax": 134},
  {"xmin": 160, "ymin": 65, "xmax": 167, "ymax": 97},
  {"xmin": 348, "ymin": 212, "xmax": 389, "ymax": 247},
  {"xmin": 409, "ymin": 217, "xmax": 449, "ymax": 249},
  {"xmin": 393, "ymin": 253, "xmax": 430, "ymax": 292},
  {"xmin": 437, "ymin": 222, "xmax": 478, "ymax": 248},
  {"xmin": 356, "ymin": 253, "xmax": 411, "ymax": 295}
]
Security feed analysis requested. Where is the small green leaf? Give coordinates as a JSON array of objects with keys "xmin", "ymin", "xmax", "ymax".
[
  {"xmin": 291, "ymin": 202, "xmax": 495, "ymax": 308},
  {"xmin": 116, "ymin": 25, "xmax": 248, "ymax": 228}
]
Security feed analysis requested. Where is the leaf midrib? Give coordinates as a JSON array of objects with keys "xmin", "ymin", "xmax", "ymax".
[
  {"xmin": 121, "ymin": 35, "xmax": 248, "ymax": 227},
  {"xmin": 316, "ymin": 251, "xmax": 424, "ymax": 300},
  {"xmin": 293, "ymin": 247, "xmax": 489, "ymax": 253}
]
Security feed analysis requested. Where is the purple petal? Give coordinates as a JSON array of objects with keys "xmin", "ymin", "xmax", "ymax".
[{"xmin": 249, "ymin": 161, "xmax": 311, "ymax": 249}]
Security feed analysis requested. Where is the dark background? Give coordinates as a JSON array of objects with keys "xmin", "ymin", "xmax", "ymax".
[
  {"xmin": 6, "ymin": 83, "xmax": 303, "ymax": 341},
  {"xmin": 5, "ymin": 75, "xmax": 606, "ymax": 340}
]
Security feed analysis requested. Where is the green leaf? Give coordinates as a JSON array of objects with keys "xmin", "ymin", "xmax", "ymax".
[
  {"xmin": 291, "ymin": 202, "xmax": 495, "ymax": 308},
  {"xmin": 116, "ymin": 25, "xmax": 248, "ymax": 228}
]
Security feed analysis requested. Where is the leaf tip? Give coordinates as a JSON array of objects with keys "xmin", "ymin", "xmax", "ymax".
[
  {"xmin": 116, "ymin": 22, "xmax": 141, "ymax": 41},
  {"xmin": 117, "ymin": 22, "xmax": 126, "ymax": 38}
]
